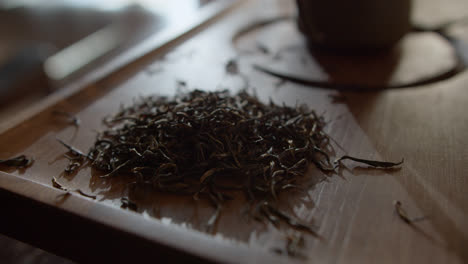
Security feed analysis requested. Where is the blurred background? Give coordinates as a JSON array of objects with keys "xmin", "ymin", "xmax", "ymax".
[{"xmin": 0, "ymin": 0, "xmax": 214, "ymax": 121}]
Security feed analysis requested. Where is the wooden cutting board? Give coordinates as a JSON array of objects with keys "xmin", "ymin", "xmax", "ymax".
[{"xmin": 1, "ymin": 0, "xmax": 467, "ymax": 263}]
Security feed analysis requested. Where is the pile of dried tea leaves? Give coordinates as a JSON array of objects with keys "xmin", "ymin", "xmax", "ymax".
[
  {"xmin": 86, "ymin": 90, "xmax": 333, "ymax": 230},
  {"xmin": 69, "ymin": 89, "xmax": 401, "ymax": 232}
]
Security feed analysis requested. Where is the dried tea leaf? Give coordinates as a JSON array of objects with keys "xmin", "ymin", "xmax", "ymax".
[
  {"xmin": 286, "ymin": 233, "xmax": 306, "ymax": 259},
  {"xmin": 394, "ymin": 200, "xmax": 426, "ymax": 224},
  {"xmin": 121, "ymin": 197, "xmax": 138, "ymax": 211},
  {"xmin": 52, "ymin": 177, "xmax": 67, "ymax": 191},
  {"xmin": 56, "ymin": 138, "xmax": 86, "ymax": 158},
  {"xmin": 336, "ymin": 155, "xmax": 404, "ymax": 168},
  {"xmin": 0, "ymin": 155, "xmax": 34, "ymax": 168},
  {"xmin": 200, "ymin": 168, "xmax": 221, "ymax": 183},
  {"xmin": 76, "ymin": 190, "xmax": 97, "ymax": 199},
  {"xmin": 52, "ymin": 110, "xmax": 80, "ymax": 127},
  {"xmin": 61, "ymin": 89, "xmax": 406, "ymax": 241},
  {"xmin": 51, "ymin": 177, "xmax": 96, "ymax": 199},
  {"xmin": 225, "ymin": 59, "xmax": 239, "ymax": 75}
]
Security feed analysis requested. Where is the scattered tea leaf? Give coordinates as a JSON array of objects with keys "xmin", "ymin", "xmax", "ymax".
[
  {"xmin": 335, "ymin": 155, "xmax": 404, "ymax": 168},
  {"xmin": 256, "ymin": 42, "xmax": 270, "ymax": 54},
  {"xmin": 0, "ymin": 155, "xmax": 34, "ymax": 168},
  {"xmin": 394, "ymin": 200, "xmax": 426, "ymax": 224},
  {"xmin": 51, "ymin": 177, "xmax": 96, "ymax": 199},
  {"xmin": 394, "ymin": 200, "xmax": 413, "ymax": 224},
  {"xmin": 121, "ymin": 197, "xmax": 138, "ymax": 211},
  {"xmin": 56, "ymin": 138, "xmax": 86, "ymax": 158},
  {"xmin": 176, "ymin": 80, "xmax": 187, "ymax": 88},
  {"xmin": 76, "ymin": 190, "xmax": 97, "ymax": 199},
  {"xmin": 56, "ymin": 138, "xmax": 89, "ymax": 174},
  {"xmin": 225, "ymin": 59, "xmax": 239, "ymax": 75},
  {"xmin": 262, "ymin": 202, "xmax": 319, "ymax": 237},
  {"xmin": 52, "ymin": 177, "xmax": 67, "ymax": 191},
  {"xmin": 52, "ymin": 110, "xmax": 80, "ymax": 127},
  {"xmin": 286, "ymin": 233, "xmax": 306, "ymax": 259}
]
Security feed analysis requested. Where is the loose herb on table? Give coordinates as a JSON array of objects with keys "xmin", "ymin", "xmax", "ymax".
[
  {"xmin": 57, "ymin": 89, "xmax": 403, "ymax": 258},
  {"xmin": 121, "ymin": 197, "xmax": 138, "ymax": 211},
  {"xmin": 335, "ymin": 156, "xmax": 403, "ymax": 169},
  {"xmin": 77, "ymin": 90, "xmax": 402, "ymax": 235},
  {"xmin": 394, "ymin": 200, "xmax": 426, "ymax": 224},
  {"xmin": 271, "ymin": 233, "xmax": 307, "ymax": 259},
  {"xmin": 0, "ymin": 155, "xmax": 34, "ymax": 168},
  {"xmin": 286, "ymin": 233, "xmax": 306, "ymax": 258},
  {"xmin": 53, "ymin": 110, "xmax": 81, "ymax": 127},
  {"xmin": 56, "ymin": 138, "xmax": 88, "ymax": 174},
  {"xmin": 52, "ymin": 177, "xmax": 96, "ymax": 199},
  {"xmin": 86, "ymin": 89, "xmax": 333, "ymax": 232}
]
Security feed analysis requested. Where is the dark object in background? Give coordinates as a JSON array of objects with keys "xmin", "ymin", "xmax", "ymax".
[
  {"xmin": 0, "ymin": 45, "xmax": 51, "ymax": 107},
  {"xmin": 296, "ymin": 0, "xmax": 411, "ymax": 52}
]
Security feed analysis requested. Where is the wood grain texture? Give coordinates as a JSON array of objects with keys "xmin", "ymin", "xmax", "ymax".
[{"xmin": 1, "ymin": 0, "xmax": 467, "ymax": 263}]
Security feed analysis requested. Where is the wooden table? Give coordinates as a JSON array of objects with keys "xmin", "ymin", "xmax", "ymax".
[{"xmin": 1, "ymin": 0, "xmax": 467, "ymax": 263}]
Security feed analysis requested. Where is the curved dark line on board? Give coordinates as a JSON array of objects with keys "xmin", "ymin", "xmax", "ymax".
[
  {"xmin": 253, "ymin": 63, "xmax": 466, "ymax": 92},
  {"xmin": 232, "ymin": 16, "xmax": 294, "ymax": 44}
]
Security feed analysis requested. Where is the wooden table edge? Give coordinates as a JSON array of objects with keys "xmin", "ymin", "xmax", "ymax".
[{"xmin": 0, "ymin": 171, "xmax": 281, "ymax": 263}]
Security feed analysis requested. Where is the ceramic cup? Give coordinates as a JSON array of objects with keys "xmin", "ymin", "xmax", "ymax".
[{"xmin": 296, "ymin": 0, "xmax": 412, "ymax": 51}]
